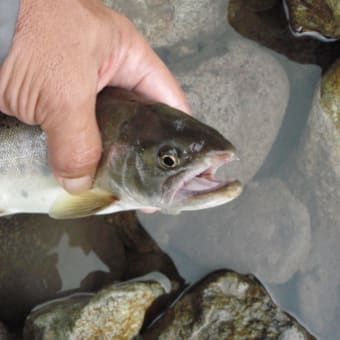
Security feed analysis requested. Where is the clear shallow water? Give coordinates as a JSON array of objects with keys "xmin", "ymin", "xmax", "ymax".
[
  {"xmin": 137, "ymin": 1, "xmax": 340, "ymax": 338},
  {"xmin": 0, "ymin": 1, "xmax": 339, "ymax": 338}
]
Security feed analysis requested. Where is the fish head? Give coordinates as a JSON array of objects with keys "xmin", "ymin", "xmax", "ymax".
[{"xmin": 106, "ymin": 102, "xmax": 242, "ymax": 214}]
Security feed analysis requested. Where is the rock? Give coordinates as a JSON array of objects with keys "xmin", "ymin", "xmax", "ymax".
[
  {"xmin": 288, "ymin": 61, "xmax": 340, "ymax": 239},
  {"xmin": 102, "ymin": 0, "xmax": 228, "ymax": 47},
  {"xmin": 140, "ymin": 178, "xmax": 311, "ymax": 285},
  {"xmin": 24, "ymin": 273, "xmax": 171, "ymax": 340},
  {"xmin": 102, "ymin": 0, "xmax": 175, "ymax": 46},
  {"xmin": 0, "ymin": 212, "xmax": 183, "ymax": 329},
  {"xmin": 143, "ymin": 270, "xmax": 315, "ymax": 339},
  {"xmin": 228, "ymin": 0, "xmax": 340, "ymax": 68},
  {"xmin": 320, "ymin": 58, "xmax": 340, "ymax": 128},
  {"xmin": 327, "ymin": 0, "xmax": 340, "ymax": 21},
  {"xmin": 244, "ymin": 0, "xmax": 278, "ymax": 12},
  {"xmin": 0, "ymin": 214, "xmax": 125, "ymax": 328},
  {"xmin": 177, "ymin": 39, "xmax": 289, "ymax": 184},
  {"xmin": 283, "ymin": 0, "xmax": 340, "ymax": 41},
  {"xmin": 297, "ymin": 234, "xmax": 340, "ymax": 338},
  {"xmin": 284, "ymin": 60, "xmax": 340, "ymax": 337}
]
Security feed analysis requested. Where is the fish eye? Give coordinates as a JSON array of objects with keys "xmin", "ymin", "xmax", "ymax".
[{"xmin": 158, "ymin": 147, "xmax": 181, "ymax": 169}]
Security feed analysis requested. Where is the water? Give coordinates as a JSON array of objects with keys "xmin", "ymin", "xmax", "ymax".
[
  {"xmin": 1, "ymin": 0, "xmax": 340, "ymax": 338},
  {"xmin": 137, "ymin": 0, "xmax": 340, "ymax": 338}
]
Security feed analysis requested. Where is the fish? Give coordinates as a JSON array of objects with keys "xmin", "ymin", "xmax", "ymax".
[{"xmin": 0, "ymin": 87, "xmax": 242, "ymax": 219}]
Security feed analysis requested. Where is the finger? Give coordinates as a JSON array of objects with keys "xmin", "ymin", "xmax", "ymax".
[
  {"xmin": 133, "ymin": 58, "xmax": 191, "ymax": 114},
  {"xmin": 105, "ymin": 15, "xmax": 191, "ymax": 114},
  {"xmin": 43, "ymin": 101, "xmax": 102, "ymax": 194}
]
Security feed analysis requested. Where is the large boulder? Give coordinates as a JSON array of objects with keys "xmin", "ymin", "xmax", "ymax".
[
  {"xmin": 24, "ymin": 273, "xmax": 171, "ymax": 340},
  {"xmin": 284, "ymin": 0, "xmax": 340, "ymax": 41}
]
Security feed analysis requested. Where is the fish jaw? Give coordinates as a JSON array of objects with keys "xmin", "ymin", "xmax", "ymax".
[{"xmin": 161, "ymin": 150, "xmax": 242, "ymax": 213}]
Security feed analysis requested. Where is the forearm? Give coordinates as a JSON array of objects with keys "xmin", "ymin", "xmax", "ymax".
[{"xmin": 0, "ymin": 0, "xmax": 20, "ymax": 63}]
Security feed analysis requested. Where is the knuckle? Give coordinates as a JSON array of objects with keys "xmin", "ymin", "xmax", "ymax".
[{"xmin": 53, "ymin": 145, "xmax": 102, "ymax": 178}]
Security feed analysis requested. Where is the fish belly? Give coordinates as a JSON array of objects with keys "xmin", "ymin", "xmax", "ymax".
[{"xmin": 0, "ymin": 175, "xmax": 64, "ymax": 215}]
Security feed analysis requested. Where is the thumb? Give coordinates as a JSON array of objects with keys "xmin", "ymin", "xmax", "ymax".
[{"xmin": 43, "ymin": 100, "xmax": 102, "ymax": 194}]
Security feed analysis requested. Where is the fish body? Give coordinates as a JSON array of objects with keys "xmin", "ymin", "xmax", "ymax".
[{"xmin": 0, "ymin": 88, "xmax": 242, "ymax": 219}]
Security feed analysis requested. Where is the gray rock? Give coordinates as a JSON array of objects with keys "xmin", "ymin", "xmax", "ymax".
[
  {"xmin": 24, "ymin": 273, "xmax": 170, "ymax": 340},
  {"xmin": 227, "ymin": 0, "xmax": 340, "ymax": 68},
  {"xmin": 296, "ymin": 217, "xmax": 340, "ymax": 337},
  {"xmin": 102, "ymin": 0, "xmax": 175, "ymax": 46},
  {"xmin": 289, "ymin": 64, "xmax": 340, "ymax": 239},
  {"xmin": 102, "ymin": 0, "xmax": 228, "ymax": 47},
  {"xmin": 284, "ymin": 0, "xmax": 340, "ymax": 41},
  {"xmin": 243, "ymin": 0, "xmax": 278, "ymax": 12},
  {"xmin": 177, "ymin": 39, "xmax": 289, "ymax": 184},
  {"xmin": 143, "ymin": 270, "xmax": 315, "ymax": 339}
]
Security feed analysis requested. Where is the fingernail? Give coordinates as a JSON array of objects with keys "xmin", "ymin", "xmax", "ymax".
[{"xmin": 60, "ymin": 176, "xmax": 93, "ymax": 193}]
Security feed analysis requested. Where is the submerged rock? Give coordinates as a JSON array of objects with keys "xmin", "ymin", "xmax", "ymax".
[
  {"xmin": 102, "ymin": 0, "xmax": 175, "ymax": 45},
  {"xmin": 284, "ymin": 0, "xmax": 340, "ymax": 41},
  {"xmin": 102, "ymin": 0, "xmax": 228, "ymax": 47},
  {"xmin": 143, "ymin": 270, "xmax": 315, "ymax": 339},
  {"xmin": 320, "ymin": 58, "xmax": 340, "ymax": 128},
  {"xmin": 140, "ymin": 177, "xmax": 311, "ymax": 285},
  {"xmin": 284, "ymin": 59, "xmax": 340, "ymax": 337},
  {"xmin": 177, "ymin": 39, "xmax": 289, "ymax": 184},
  {"xmin": 24, "ymin": 273, "xmax": 171, "ymax": 340},
  {"xmin": 289, "ymin": 61, "xmax": 340, "ymax": 240},
  {"xmin": 0, "ymin": 212, "xmax": 183, "ymax": 329},
  {"xmin": 244, "ymin": 0, "xmax": 277, "ymax": 12},
  {"xmin": 228, "ymin": 0, "xmax": 340, "ymax": 68}
]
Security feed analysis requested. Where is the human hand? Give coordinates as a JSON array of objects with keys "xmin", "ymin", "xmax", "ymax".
[{"xmin": 0, "ymin": 0, "xmax": 189, "ymax": 193}]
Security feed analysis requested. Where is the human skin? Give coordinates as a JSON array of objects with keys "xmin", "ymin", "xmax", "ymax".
[{"xmin": 0, "ymin": 0, "xmax": 189, "ymax": 194}]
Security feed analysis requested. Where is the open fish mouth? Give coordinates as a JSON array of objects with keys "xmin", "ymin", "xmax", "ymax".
[{"xmin": 164, "ymin": 150, "xmax": 242, "ymax": 212}]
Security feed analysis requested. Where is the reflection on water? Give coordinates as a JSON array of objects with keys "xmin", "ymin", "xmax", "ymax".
[{"xmin": 52, "ymin": 234, "xmax": 110, "ymax": 291}]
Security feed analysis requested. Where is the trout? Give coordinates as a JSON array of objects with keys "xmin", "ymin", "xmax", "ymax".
[{"xmin": 0, "ymin": 88, "xmax": 242, "ymax": 219}]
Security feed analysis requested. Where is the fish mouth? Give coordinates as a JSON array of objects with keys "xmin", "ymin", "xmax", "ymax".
[{"xmin": 163, "ymin": 150, "xmax": 242, "ymax": 213}]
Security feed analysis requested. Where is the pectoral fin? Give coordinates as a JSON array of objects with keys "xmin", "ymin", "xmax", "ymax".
[{"xmin": 49, "ymin": 190, "xmax": 118, "ymax": 219}]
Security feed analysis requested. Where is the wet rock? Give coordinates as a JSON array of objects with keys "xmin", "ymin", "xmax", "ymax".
[
  {"xmin": 297, "ymin": 231, "xmax": 340, "ymax": 338},
  {"xmin": 140, "ymin": 178, "xmax": 311, "ymax": 285},
  {"xmin": 0, "ymin": 212, "xmax": 183, "ymax": 329},
  {"xmin": 228, "ymin": 0, "xmax": 340, "ymax": 68},
  {"xmin": 327, "ymin": 0, "xmax": 340, "ymax": 21},
  {"xmin": 288, "ymin": 64, "xmax": 340, "ymax": 239},
  {"xmin": 102, "ymin": 0, "xmax": 228, "ymax": 46},
  {"xmin": 177, "ymin": 39, "xmax": 289, "ymax": 184},
  {"xmin": 320, "ymin": 58, "xmax": 340, "ymax": 128},
  {"xmin": 143, "ymin": 270, "xmax": 315, "ymax": 339},
  {"xmin": 284, "ymin": 0, "xmax": 340, "ymax": 41},
  {"xmin": 24, "ymin": 273, "xmax": 170, "ymax": 340},
  {"xmin": 244, "ymin": 0, "xmax": 278, "ymax": 12}
]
